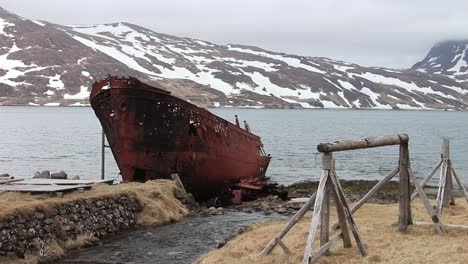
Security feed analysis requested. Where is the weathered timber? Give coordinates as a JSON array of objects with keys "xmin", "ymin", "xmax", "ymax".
[
  {"xmin": 171, "ymin": 173, "xmax": 187, "ymax": 193},
  {"xmin": 451, "ymin": 166, "xmax": 468, "ymax": 202},
  {"xmin": 398, "ymin": 142, "xmax": 412, "ymax": 231},
  {"xmin": 330, "ymin": 170, "xmax": 367, "ymax": 257},
  {"xmin": 413, "ymin": 221, "xmax": 468, "ymax": 229},
  {"xmin": 0, "ymin": 184, "xmax": 91, "ymax": 193},
  {"xmin": 0, "ymin": 179, "xmax": 23, "ymax": 185},
  {"xmin": 317, "ymin": 134, "xmax": 408, "ymax": 153},
  {"xmin": 260, "ymin": 191, "xmax": 317, "ymax": 255},
  {"xmin": 309, "ymin": 233, "xmax": 342, "ymax": 263},
  {"xmin": 410, "ymin": 160, "xmax": 442, "ymax": 200},
  {"xmin": 302, "ymin": 170, "xmax": 329, "ymax": 264},
  {"xmin": 16, "ymin": 179, "xmax": 113, "ymax": 185},
  {"xmin": 408, "ymin": 169, "xmax": 446, "ymax": 234},
  {"xmin": 330, "ymin": 177, "xmax": 352, "ymax": 247},
  {"xmin": 442, "ymin": 139, "xmax": 454, "ymax": 206},
  {"xmin": 320, "ymin": 178, "xmax": 331, "ymax": 256},
  {"xmin": 278, "ymin": 240, "xmax": 291, "ymax": 254},
  {"xmin": 436, "ymin": 165, "xmax": 448, "ymax": 214}
]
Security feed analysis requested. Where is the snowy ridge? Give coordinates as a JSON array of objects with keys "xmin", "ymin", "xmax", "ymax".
[
  {"xmin": 63, "ymin": 23, "xmax": 468, "ymax": 109},
  {"xmin": 0, "ymin": 6, "xmax": 467, "ymax": 109},
  {"xmin": 412, "ymin": 40, "xmax": 468, "ymax": 80}
]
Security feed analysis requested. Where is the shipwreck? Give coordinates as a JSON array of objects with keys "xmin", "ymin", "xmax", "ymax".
[{"xmin": 90, "ymin": 76, "xmax": 272, "ymax": 201}]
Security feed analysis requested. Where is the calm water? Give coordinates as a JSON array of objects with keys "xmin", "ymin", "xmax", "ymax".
[{"xmin": 0, "ymin": 106, "xmax": 466, "ymax": 185}]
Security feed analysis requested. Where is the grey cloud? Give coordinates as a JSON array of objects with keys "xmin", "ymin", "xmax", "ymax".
[{"xmin": 1, "ymin": 0, "xmax": 467, "ymax": 68}]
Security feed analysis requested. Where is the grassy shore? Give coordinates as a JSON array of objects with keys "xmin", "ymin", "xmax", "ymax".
[
  {"xmin": 196, "ymin": 199, "xmax": 468, "ymax": 264},
  {"xmin": 0, "ymin": 180, "xmax": 189, "ymax": 264}
]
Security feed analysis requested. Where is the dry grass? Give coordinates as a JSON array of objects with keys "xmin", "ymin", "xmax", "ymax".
[
  {"xmin": 0, "ymin": 179, "xmax": 189, "ymax": 224},
  {"xmin": 64, "ymin": 235, "xmax": 99, "ymax": 250},
  {"xmin": 196, "ymin": 200, "xmax": 468, "ymax": 264}
]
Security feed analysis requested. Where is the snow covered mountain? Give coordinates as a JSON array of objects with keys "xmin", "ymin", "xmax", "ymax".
[
  {"xmin": 412, "ymin": 40, "xmax": 468, "ymax": 81},
  {"xmin": 1, "ymin": 7, "xmax": 467, "ymax": 109}
]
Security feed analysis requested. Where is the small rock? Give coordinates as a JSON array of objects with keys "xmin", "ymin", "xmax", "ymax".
[
  {"xmin": 276, "ymin": 207, "xmax": 287, "ymax": 214},
  {"xmin": 33, "ymin": 170, "xmax": 50, "ymax": 179},
  {"xmin": 34, "ymin": 212, "xmax": 45, "ymax": 220},
  {"xmin": 71, "ymin": 175, "xmax": 80, "ymax": 180},
  {"xmin": 51, "ymin": 171, "xmax": 67, "ymax": 179}
]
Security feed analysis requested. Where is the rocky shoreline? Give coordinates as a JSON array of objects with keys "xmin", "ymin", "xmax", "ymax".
[{"xmin": 194, "ymin": 179, "xmax": 439, "ymax": 217}]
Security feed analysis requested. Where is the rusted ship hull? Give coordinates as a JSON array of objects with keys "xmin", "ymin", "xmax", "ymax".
[{"xmin": 90, "ymin": 77, "xmax": 271, "ymax": 200}]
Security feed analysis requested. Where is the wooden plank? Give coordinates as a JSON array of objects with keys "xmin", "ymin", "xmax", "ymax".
[
  {"xmin": 436, "ymin": 164, "xmax": 448, "ymax": 214},
  {"xmin": 330, "ymin": 171, "xmax": 367, "ymax": 257},
  {"xmin": 410, "ymin": 160, "xmax": 442, "ymax": 200},
  {"xmin": 0, "ymin": 184, "xmax": 91, "ymax": 192},
  {"xmin": 0, "ymin": 179, "xmax": 23, "ymax": 185},
  {"xmin": 443, "ymin": 139, "xmax": 454, "ymax": 206},
  {"xmin": 320, "ymin": 178, "xmax": 331, "ymax": 256},
  {"xmin": 414, "ymin": 221, "xmax": 468, "ymax": 229},
  {"xmin": 330, "ymin": 176, "xmax": 352, "ymax": 248},
  {"xmin": 16, "ymin": 179, "xmax": 113, "ymax": 185},
  {"xmin": 277, "ymin": 240, "xmax": 291, "ymax": 254},
  {"xmin": 451, "ymin": 166, "xmax": 468, "ymax": 202},
  {"xmin": 408, "ymin": 169, "xmax": 446, "ymax": 234},
  {"xmin": 317, "ymin": 134, "xmax": 408, "ymax": 153},
  {"xmin": 260, "ymin": 191, "xmax": 317, "ymax": 255},
  {"xmin": 399, "ymin": 143, "xmax": 412, "ymax": 231},
  {"xmin": 302, "ymin": 170, "xmax": 329, "ymax": 264},
  {"xmin": 171, "ymin": 173, "xmax": 187, "ymax": 193},
  {"xmin": 309, "ymin": 233, "xmax": 342, "ymax": 263}
]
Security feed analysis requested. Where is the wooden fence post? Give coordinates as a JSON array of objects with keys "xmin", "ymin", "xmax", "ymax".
[{"xmin": 399, "ymin": 141, "xmax": 412, "ymax": 231}]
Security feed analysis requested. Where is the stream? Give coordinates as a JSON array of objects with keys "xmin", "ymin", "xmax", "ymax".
[{"xmin": 58, "ymin": 211, "xmax": 287, "ymax": 264}]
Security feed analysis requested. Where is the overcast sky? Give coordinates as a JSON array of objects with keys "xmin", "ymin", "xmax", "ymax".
[{"xmin": 1, "ymin": 0, "xmax": 467, "ymax": 68}]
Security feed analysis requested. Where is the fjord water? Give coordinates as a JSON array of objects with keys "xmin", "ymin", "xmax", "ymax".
[{"xmin": 0, "ymin": 106, "xmax": 466, "ymax": 185}]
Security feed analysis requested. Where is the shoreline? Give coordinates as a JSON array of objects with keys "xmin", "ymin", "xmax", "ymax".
[
  {"xmin": 0, "ymin": 178, "xmax": 459, "ymax": 264},
  {"xmin": 0, "ymin": 105, "xmax": 467, "ymax": 112},
  {"xmin": 195, "ymin": 180, "xmax": 468, "ymax": 264}
]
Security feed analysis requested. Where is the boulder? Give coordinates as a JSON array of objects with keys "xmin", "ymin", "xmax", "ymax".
[
  {"xmin": 51, "ymin": 171, "xmax": 67, "ymax": 179},
  {"xmin": 33, "ymin": 170, "xmax": 50, "ymax": 179},
  {"xmin": 0, "ymin": 174, "xmax": 10, "ymax": 178}
]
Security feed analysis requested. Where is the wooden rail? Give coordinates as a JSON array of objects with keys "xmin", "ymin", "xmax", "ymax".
[{"xmin": 317, "ymin": 134, "xmax": 408, "ymax": 153}]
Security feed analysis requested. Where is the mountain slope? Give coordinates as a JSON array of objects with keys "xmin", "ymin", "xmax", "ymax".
[
  {"xmin": 412, "ymin": 40, "xmax": 468, "ymax": 80},
  {"xmin": 0, "ymin": 7, "xmax": 467, "ymax": 109}
]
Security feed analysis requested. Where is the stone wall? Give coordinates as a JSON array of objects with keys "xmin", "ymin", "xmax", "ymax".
[{"xmin": 0, "ymin": 194, "xmax": 142, "ymax": 257}]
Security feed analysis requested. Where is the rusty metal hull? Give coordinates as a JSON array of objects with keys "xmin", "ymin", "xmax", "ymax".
[{"xmin": 90, "ymin": 77, "xmax": 271, "ymax": 200}]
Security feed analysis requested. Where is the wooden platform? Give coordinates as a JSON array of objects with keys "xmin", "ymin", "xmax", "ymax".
[
  {"xmin": 0, "ymin": 179, "xmax": 23, "ymax": 185},
  {"xmin": 15, "ymin": 179, "xmax": 114, "ymax": 185},
  {"xmin": 0, "ymin": 184, "xmax": 91, "ymax": 193}
]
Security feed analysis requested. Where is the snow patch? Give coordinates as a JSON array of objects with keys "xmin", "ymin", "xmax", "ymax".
[
  {"xmin": 0, "ymin": 18, "xmax": 14, "ymax": 37},
  {"xmin": 44, "ymin": 90, "xmax": 55, "ymax": 96},
  {"xmin": 64, "ymin": 86, "xmax": 89, "ymax": 100},
  {"xmin": 44, "ymin": 102, "xmax": 60, "ymax": 106},
  {"xmin": 32, "ymin": 20, "xmax": 46, "ymax": 27},
  {"xmin": 48, "ymin": 74, "xmax": 65, "ymax": 90},
  {"xmin": 68, "ymin": 102, "xmax": 90, "ymax": 106},
  {"xmin": 360, "ymin": 87, "xmax": 392, "ymax": 109},
  {"xmin": 227, "ymin": 46, "xmax": 326, "ymax": 74}
]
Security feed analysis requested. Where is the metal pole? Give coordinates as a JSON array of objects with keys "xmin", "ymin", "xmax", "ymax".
[{"xmin": 101, "ymin": 127, "xmax": 105, "ymax": 180}]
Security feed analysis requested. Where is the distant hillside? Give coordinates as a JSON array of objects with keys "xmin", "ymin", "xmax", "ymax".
[
  {"xmin": 412, "ymin": 40, "xmax": 468, "ymax": 81},
  {"xmin": 0, "ymin": 7, "xmax": 467, "ymax": 109}
]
